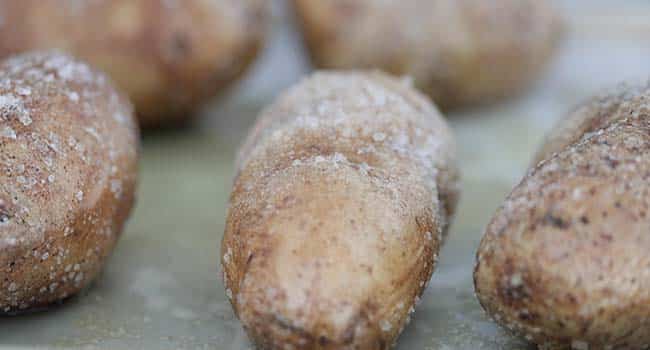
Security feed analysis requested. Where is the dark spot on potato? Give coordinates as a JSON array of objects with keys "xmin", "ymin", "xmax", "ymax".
[
  {"xmin": 567, "ymin": 294, "xmax": 577, "ymax": 305},
  {"xmin": 279, "ymin": 195, "xmax": 294, "ymax": 209},
  {"xmin": 171, "ymin": 32, "xmax": 191, "ymax": 59},
  {"xmin": 319, "ymin": 335, "xmax": 330, "ymax": 346},
  {"xmin": 580, "ymin": 216, "xmax": 589, "ymax": 224},
  {"xmin": 497, "ymin": 261, "xmax": 532, "ymax": 308},
  {"xmin": 600, "ymin": 233, "xmax": 613, "ymax": 242},
  {"xmin": 269, "ymin": 314, "xmax": 314, "ymax": 342},
  {"xmin": 604, "ymin": 156, "xmax": 620, "ymax": 169},
  {"xmin": 518, "ymin": 311, "xmax": 539, "ymax": 322},
  {"xmin": 500, "ymin": 280, "xmax": 529, "ymax": 305},
  {"xmin": 542, "ymin": 212, "xmax": 570, "ymax": 229}
]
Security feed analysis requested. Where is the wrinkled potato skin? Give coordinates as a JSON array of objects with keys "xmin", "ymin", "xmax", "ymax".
[
  {"xmin": 293, "ymin": 0, "xmax": 564, "ymax": 109},
  {"xmin": 0, "ymin": 52, "xmax": 138, "ymax": 313},
  {"xmin": 222, "ymin": 72, "xmax": 459, "ymax": 349},
  {"xmin": 0, "ymin": 0, "xmax": 269, "ymax": 127},
  {"xmin": 474, "ymin": 85, "xmax": 650, "ymax": 349}
]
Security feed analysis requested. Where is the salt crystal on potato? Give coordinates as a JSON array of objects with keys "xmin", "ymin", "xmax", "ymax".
[
  {"xmin": 475, "ymin": 84, "xmax": 650, "ymax": 349},
  {"xmin": 0, "ymin": 51, "xmax": 138, "ymax": 314},
  {"xmin": 222, "ymin": 71, "xmax": 459, "ymax": 349}
]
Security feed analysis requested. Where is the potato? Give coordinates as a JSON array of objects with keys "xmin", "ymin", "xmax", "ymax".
[
  {"xmin": 0, "ymin": 0, "xmax": 270, "ymax": 127},
  {"xmin": 0, "ymin": 51, "xmax": 138, "ymax": 313},
  {"xmin": 221, "ymin": 71, "xmax": 459, "ymax": 349},
  {"xmin": 293, "ymin": 0, "xmax": 564, "ymax": 109},
  {"xmin": 474, "ymin": 84, "xmax": 650, "ymax": 349}
]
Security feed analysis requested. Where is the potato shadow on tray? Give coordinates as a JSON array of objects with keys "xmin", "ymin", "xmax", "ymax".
[{"xmin": 395, "ymin": 241, "xmax": 535, "ymax": 350}]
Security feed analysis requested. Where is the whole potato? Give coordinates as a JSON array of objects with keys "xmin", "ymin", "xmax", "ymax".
[
  {"xmin": 474, "ymin": 84, "xmax": 650, "ymax": 349},
  {"xmin": 0, "ymin": 51, "xmax": 138, "ymax": 313},
  {"xmin": 0, "ymin": 0, "xmax": 269, "ymax": 127},
  {"xmin": 222, "ymin": 71, "xmax": 459, "ymax": 349},
  {"xmin": 293, "ymin": 0, "xmax": 564, "ymax": 109}
]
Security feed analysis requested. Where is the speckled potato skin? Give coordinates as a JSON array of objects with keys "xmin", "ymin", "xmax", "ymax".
[
  {"xmin": 474, "ymin": 85, "xmax": 650, "ymax": 349},
  {"xmin": 221, "ymin": 72, "xmax": 459, "ymax": 349},
  {"xmin": 0, "ymin": 52, "xmax": 138, "ymax": 313},
  {"xmin": 293, "ymin": 0, "xmax": 564, "ymax": 109},
  {"xmin": 0, "ymin": 0, "xmax": 269, "ymax": 128}
]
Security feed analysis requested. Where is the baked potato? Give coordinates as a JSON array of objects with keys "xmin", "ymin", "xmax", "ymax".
[
  {"xmin": 222, "ymin": 71, "xmax": 459, "ymax": 349},
  {"xmin": 0, "ymin": 0, "xmax": 270, "ymax": 127},
  {"xmin": 474, "ymin": 84, "xmax": 650, "ymax": 349},
  {"xmin": 0, "ymin": 51, "xmax": 138, "ymax": 313},
  {"xmin": 293, "ymin": 0, "xmax": 564, "ymax": 109}
]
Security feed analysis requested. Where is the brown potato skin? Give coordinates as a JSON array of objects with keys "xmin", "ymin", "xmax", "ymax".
[
  {"xmin": 474, "ymin": 85, "xmax": 650, "ymax": 349},
  {"xmin": 222, "ymin": 72, "xmax": 459, "ymax": 349},
  {"xmin": 293, "ymin": 0, "xmax": 564, "ymax": 110},
  {"xmin": 0, "ymin": 51, "xmax": 139, "ymax": 313},
  {"xmin": 0, "ymin": 0, "xmax": 269, "ymax": 128}
]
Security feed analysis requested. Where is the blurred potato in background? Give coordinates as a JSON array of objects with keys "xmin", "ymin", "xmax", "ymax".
[
  {"xmin": 0, "ymin": 0, "xmax": 270, "ymax": 128},
  {"xmin": 293, "ymin": 0, "xmax": 565, "ymax": 110}
]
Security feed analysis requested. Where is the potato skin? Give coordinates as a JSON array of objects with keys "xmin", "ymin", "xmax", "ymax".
[
  {"xmin": 474, "ymin": 85, "xmax": 650, "ymax": 349},
  {"xmin": 222, "ymin": 72, "xmax": 459, "ymax": 349},
  {"xmin": 293, "ymin": 0, "xmax": 564, "ymax": 109},
  {"xmin": 0, "ymin": 51, "xmax": 138, "ymax": 313},
  {"xmin": 0, "ymin": 0, "xmax": 269, "ymax": 127}
]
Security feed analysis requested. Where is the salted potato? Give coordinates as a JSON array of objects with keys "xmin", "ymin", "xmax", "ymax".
[
  {"xmin": 0, "ymin": 52, "xmax": 138, "ymax": 313},
  {"xmin": 474, "ymin": 84, "xmax": 650, "ymax": 349},
  {"xmin": 293, "ymin": 0, "xmax": 564, "ymax": 109},
  {"xmin": 222, "ymin": 72, "xmax": 459, "ymax": 349},
  {"xmin": 0, "ymin": 0, "xmax": 270, "ymax": 127}
]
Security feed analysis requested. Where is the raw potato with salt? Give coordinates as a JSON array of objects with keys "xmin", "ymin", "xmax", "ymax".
[
  {"xmin": 293, "ymin": 0, "xmax": 564, "ymax": 109},
  {"xmin": 0, "ymin": 52, "xmax": 138, "ymax": 313},
  {"xmin": 0, "ymin": 0, "xmax": 269, "ymax": 127},
  {"xmin": 222, "ymin": 72, "xmax": 459, "ymax": 349},
  {"xmin": 474, "ymin": 85, "xmax": 650, "ymax": 349}
]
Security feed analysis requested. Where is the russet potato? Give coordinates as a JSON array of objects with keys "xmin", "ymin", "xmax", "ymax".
[
  {"xmin": 222, "ymin": 71, "xmax": 459, "ymax": 349},
  {"xmin": 0, "ymin": 0, "xmax": 270, "ymax": 127},
  {"xmin": 0, "ymin": 51, "xmax": 138, "ymax": 313},
  {"xmin": 475, "ymin": 84, "xmax": 650, "ymax": 349}
]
